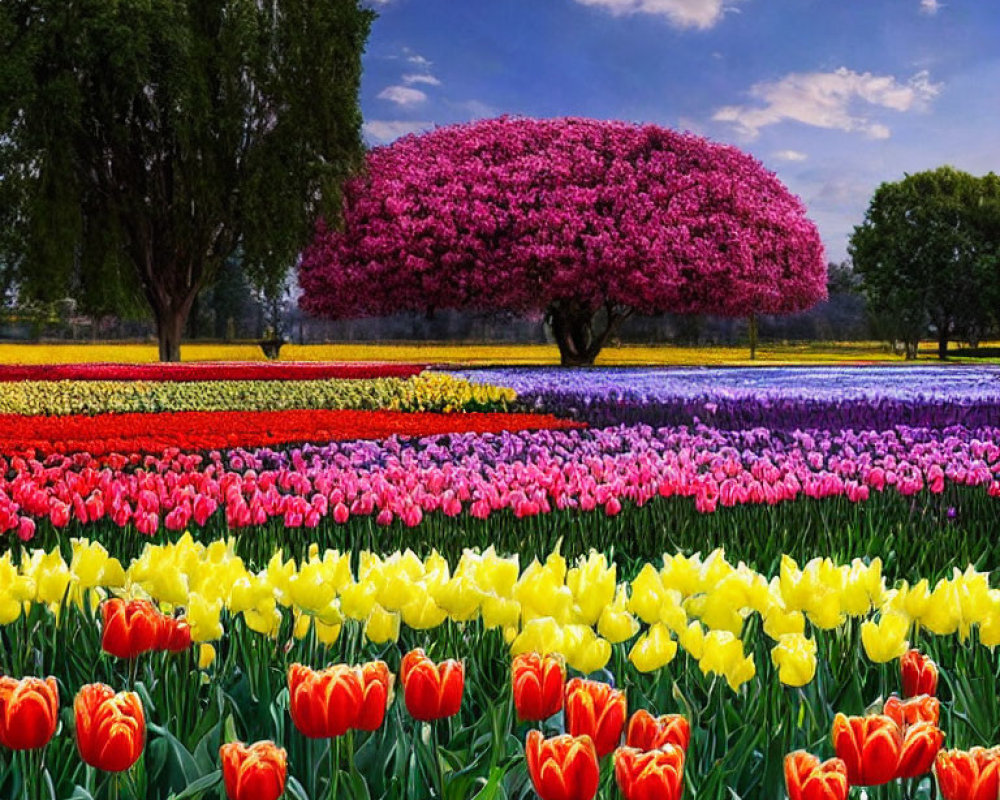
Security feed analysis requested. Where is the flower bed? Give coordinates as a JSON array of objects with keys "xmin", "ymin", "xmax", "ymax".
[
  {"xmin": 0, "ymin": 408, "xmax": 579, "ymax": 459},
  {"xmin": 0, "ymin": 372, "xmax": 515, "ymax": 416},
  {"xmin": 0, "ymin": 422, "xmax": 996, "ymax": 540},
  {"xmin": 0, "ymin": 361, "xmax": 426, "ymax": 382},
  {"xmin": 454, "ymin": 366, "xmax": 1000, "ymax": 429}
]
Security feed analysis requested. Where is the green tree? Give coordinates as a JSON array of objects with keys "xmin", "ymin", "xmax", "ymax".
[
  {"xmin": 0, "ymin": 0, "xmax": 373, "ymax": 360},
  {"xmin": 850, "ymin": 166, "xmax": 1000, "ymax": 360}
]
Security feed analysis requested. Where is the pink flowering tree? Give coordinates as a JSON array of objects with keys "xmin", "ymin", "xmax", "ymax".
[{"xmin": 299, "ymin": 117, "xmax": 827, "ymax": 365}]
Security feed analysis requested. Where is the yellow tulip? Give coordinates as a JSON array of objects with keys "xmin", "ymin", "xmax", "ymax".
[
  {"xmin": 198, "ymin": 643, "xmax": 216, "ymax": 669},
  {"xmin": 187, "ymin": 593, "xmax": 224, "ymax": 642},
  {"xmin": 678, "ymin": 621, "xmax": 706, "ymax": 659},
  {"xmin": 861, "ymin": 612, "xmax": 909, "ymax": 662},
  {"xmin": 771, "ymin": 633, "xmax": 817, "ymax": 687},
  {"xmin": 364, "ymin": 604, "xmax": 401, "ymax": 644},
  {"xmin": 481, "ymin": 596, "xmax": 521, "ymax": 629},
  {"xmin": 562, "ymin": 625, "xmax": 612, "ymax": 674},
  {"xmin": 400, "ymin": 586, "xmax": 448, "ymax": 630},
  {"xmin": 629, "ymin": 623, "xmax": 679, "ymax": 673},
  {"xmin": 597, "ymin": 586, "xmax": 640, "ymax": 643},
  {"xmin": 339, "ymin": 581, "xmax": 378, "ymax": 621},
  {"xmin": 510, "ymin": 616, "xmax": 563, "ymax": 657},
  {"xmin": 566, "ymin": 551, "xmax": 616, "ymax": 626},
  {"xmin": 315, "ymin": 619, "xmax": 343, "ymax": 646}
]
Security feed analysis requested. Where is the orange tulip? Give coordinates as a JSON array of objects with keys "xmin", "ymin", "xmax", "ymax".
[
  {"xmin": 0, "ymin": 676, "xmax": 59, "ymax": 751},
  {"xmin": 355, "ymin": 660, "xmax": 393, "ymax": 731},
  {"xmin": 525, "ymin": 730, "xmax": 599, "ymax": 800},
  {"xmin": 614, "ymin": 744, "xmax": 684, "ymax": 800},
  {"xmin": 936, "ymin": 747, "xmax": 1000, "ymax": 800},
  {"xmin": 784, "ymin": 751, "xmax": 848, "ymax": 800},
  {"xmin": 831, "ymin": 713, "xmax": 902, "ymax": 786},
  {"xmin": 512, "ymin": 652, "xmax": 565, "ymax": 722},
  {"xmin": 74, "ymin": 683, "xmax": 145, "ymax": 772},
  {"xmin": 897, "ymin": 721, "xmax": 944, "ymax": 779},
  {"xmin": 884, "ymin": 694, "xmax": 940, "ymax": 728},
  {"xmin": 400, "ymin": 649, "xmax": 464, "ymax": 722},
  {"xmin": 288, "ymin": 663, "xmax": 362, "ymax": 738},
  {"xmin": 565, "ymin": 678, "xmax": 626, "ymax": 759},
  {"xmin": 101, "ymin": 598, "xmax": 163, "ymax": 660},
  {"xmin": 625, "ymin": 709, "xmax": 690, "ymax": 753},
  {"xmin": 900, "ymin": 649, "xmax": 938, "ymax": 698},
  {"xmin": 158, "ymin": 617, "xmax": 192, "ymax": 653},
  {"xmin": 220, "ymin": 740, "xmax": 287, "ymax": 800}
]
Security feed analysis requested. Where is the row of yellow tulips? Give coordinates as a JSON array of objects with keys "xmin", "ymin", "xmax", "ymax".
[
  {"xmin": 0, "ymin": 372, "xmax": 514, "ymax": 416},
  {"xmin": 5, "ymin": 535, "xmax": 1000, "ymax": 692}
]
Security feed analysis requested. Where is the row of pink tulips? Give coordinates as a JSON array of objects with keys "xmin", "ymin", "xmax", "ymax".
[{"xmin": 2, "ymin": 425, "xmax": 999, "ymax": 540}]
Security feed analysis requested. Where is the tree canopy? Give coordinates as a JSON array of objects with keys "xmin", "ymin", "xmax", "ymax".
[
  {"xmin": 850, "ymin": 166, "xmax": 1000, "ymax": 359},
  {"xmin": 0, "ymin": 0, "xmax": 374, "ymax": 360},
  {"xmin": 299, "ymin": 116, "xmax": 827, "ymax": 365}
]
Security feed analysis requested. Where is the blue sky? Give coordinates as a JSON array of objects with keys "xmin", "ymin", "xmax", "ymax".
[{"xmin": 359, "ymin": 0, "xmax": 999, "ymax": 264}]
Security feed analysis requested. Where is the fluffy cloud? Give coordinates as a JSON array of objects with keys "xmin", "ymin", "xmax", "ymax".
[
  {"xmin": 773, "ymin": 149, "xmax": 808, "ymax": 162},
  {"xmin": 403, "ymin": 73, "xmax": 442, "ymax": 86},
  {"xmin": 377, "ymin": 86, "xmax": 428, "ymax": 107},
  {"xmin": 363, "ymin": 120, "xmax": 435, "ymax": 144},
  {"xmin": 713, "ymin": 67, "xmax": 941, "ymax": 139},
  {"xmin": 920, "ymin": 0, "xmax": 942, "ymax": 14},
  {"xmin": 571, "ymin": 0, "xmax": 737, "ymax": 30}
]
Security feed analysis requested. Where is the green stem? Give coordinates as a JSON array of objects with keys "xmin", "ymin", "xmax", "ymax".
[{"xmin": 330, "ymin": 735, "xmax": 340, "ymax": 800}]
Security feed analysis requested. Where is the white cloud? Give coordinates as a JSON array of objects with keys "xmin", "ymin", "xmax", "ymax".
[
  {"xmin": 920, "ymin": 0, "xmax": 942, "ymax": 14},
  {"xmin": 407, "ymin": 53, "xmax": 432, "ymax": 68},
  {"xmin": 402, "ymin": 73, "xmax": 442, "ymax": 87},
  {"xmin": 363, "ymin": 120, "xmax": 435, "ymax": 144},
  {"xmin": 377, "ymin": 86, "xmax": 428, "ymax": 107},
  {"xmin": 713, "ymin": 67, "xmax": 941, "ymax": 139},
  {"xmin": 773, "ymin": 149, "xmax": 808, "ymax": 162},
  {"xmin": 571, "ymin": 0, "xmax": 738, "ymax": 30}
]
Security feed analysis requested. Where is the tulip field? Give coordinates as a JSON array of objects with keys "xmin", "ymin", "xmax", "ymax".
[{"xmin": 2, "ymin": 363, "xmax": 1000, "ymax": 800}]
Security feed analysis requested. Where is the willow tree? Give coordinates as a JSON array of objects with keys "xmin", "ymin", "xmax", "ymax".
[
  {"xmin": 0, "ymin": 0, "xmax": 373, "ymax": 360},
  {"xmin": 299, "ymin": 116, "xmax": 827, "ymax": 365}
]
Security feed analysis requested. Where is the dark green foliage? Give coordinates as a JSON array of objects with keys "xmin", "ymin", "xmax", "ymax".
[
  {"xmin": 0, "ymin": 0, "xmax": 373, "ymax": 359},
  {"xmin": 850, "ymin": 167, "xmax": 1000, "ymax": 359}
]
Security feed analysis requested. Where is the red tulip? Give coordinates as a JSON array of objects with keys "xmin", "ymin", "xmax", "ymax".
[
  {"xmin": 784, "ymin": 751, "xmax": 848, "ymax": 800},
  {"xmin": 355, "ymin": 660, "xmax": 393, "ymax": 731},
  {"xmin": 101, "ymin": 598, "xmax": 163, "ymax": 660},
  {"xmin": 158, "ymin": 617, "xmax": 192, "ymax": 653},
  {"xmin": 525, "ymin": 730, "xmax": 599, "ymax": 800},
  {"xmin": 896, "ymin": 721, "xmax": 944, "ymax": 779},
  {"xmin": 831, "ymin": 713, "xmax": 902, "ymax": 786},
  {"xmin": 565, "ymin": 678, "xmax": 627, "ymax": 759},
  {"xmin": 0, "ymin": 676, "xmax": 59, "ymax": 751},
  {"xmin": 625, "ymin": 709, "xmax": 690, "ymax": 753},
  {"xmin": 220, "ymin": 740, "xmax": 287, "ymax": 800},
  {"xmin": 901, "ymin": 649, "xmax": 938, "ymax": 698},
  {"xmin": 884, "ymin": 694, "xmax": 940, "ymax": 728},
  {"xmin": 614, "ymin": 744, "xmax": 684, "ymax": 800},
  {"xmin": 74, "ymin": 683, "xmax": 145, "ymax": 772},
  {"xmin": 936, "ymin": 747, "xmax": 1000, "ymax": 800},
  {"xmin": 512, "ymin": 652, "xmax": 565, "ymax": 722},
  {"xmin": 400, "ymin": 649, "xmax": 464, "ymax": 722},
  {"xmin": 287, "ymin": 663, "xmax": 362, "ymax": 738}
]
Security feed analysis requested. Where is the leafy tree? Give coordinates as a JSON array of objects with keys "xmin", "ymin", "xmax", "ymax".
[
  {"xmin": 0, "ymin": 0, "xmax": 373, "ymax": 360},
  {"xmin": 850, "ymin": 167, "xmax": 1000, "ymax": 360},
  {"xmin": 299, "ymin": 117, "xmax": 827, "ymax": 366}
]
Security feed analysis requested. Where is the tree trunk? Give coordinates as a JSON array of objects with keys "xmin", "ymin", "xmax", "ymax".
[
  {"xmin": 547, "ymin": 299, "xmax": 633, "ymax": 366},
  {"xmin": 156, "ymin": 305, "xmax": 188, "ymax": 362},
  {"xmin": 748, "ymin": 314, "xmax": 758, "ymax": 361},
  {"xmin": 937, "ymin": 326, "xmax": 949, "ymax": 360}
]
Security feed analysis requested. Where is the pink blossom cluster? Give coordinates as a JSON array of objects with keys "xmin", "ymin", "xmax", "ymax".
[
  {"xmin": 299, "ymin": 117, "xmax": 827, "ymax": 320},
  {"xmin": 2, "ymin": 425, "xmax": 998, "ymax": 542}
]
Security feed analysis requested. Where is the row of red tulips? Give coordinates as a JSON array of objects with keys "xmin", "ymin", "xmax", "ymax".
[
  {"xmin": 0, "ymin": 409, "xmax": 579, "ymax": 458},
  {"xmin": 783, "ymin": 649, "xmax": 996, "ymax": 800},
  {"xmin": 0, "ymin": 362, "xmax": 425, "ymax": 383},
  {"xmin": 0, "ymin": 648, "xmax": 690, "ymax": 800}
]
